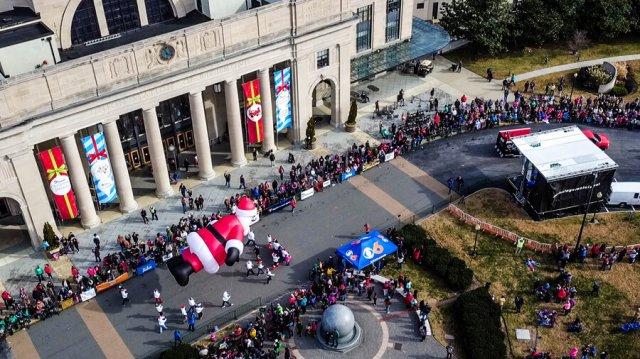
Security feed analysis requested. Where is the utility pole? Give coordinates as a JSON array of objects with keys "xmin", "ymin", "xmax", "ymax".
[{"xmin": 575, "ymin": 173, "xmax": 597, "ymax": 252}]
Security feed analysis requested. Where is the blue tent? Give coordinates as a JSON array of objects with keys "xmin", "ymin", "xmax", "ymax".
[{"xmin": 336, "ymin": 230, "xmax": 398, "ymax": 270}]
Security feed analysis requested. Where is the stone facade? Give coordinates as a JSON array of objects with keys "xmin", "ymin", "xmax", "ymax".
[{"xmin": 0, "ymin": 0, "xmax": 414, "ymax": 248}]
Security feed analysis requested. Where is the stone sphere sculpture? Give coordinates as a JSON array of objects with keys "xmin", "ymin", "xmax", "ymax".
[{"xmin": 316, "ymin": 304, "xmax": 362, "ymax": 352}]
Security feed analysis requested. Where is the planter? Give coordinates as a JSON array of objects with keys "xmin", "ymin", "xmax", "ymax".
[
  {"xmin": 309, "ymin": 139, "xmax": 318, "ymax": 149},
  {"xmin": 345, "ymin": 123, "xmax": 356, "ymax": 132}
]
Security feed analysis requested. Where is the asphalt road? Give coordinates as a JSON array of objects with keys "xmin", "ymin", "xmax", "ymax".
[{"xmin": 11, "ymin": 123, "xmax": 640, "ymax": 359}]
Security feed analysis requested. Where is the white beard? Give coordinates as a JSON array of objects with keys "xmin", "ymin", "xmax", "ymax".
[{"xmin": 237, "ymin": 215, "xmax": 253, "ymax": 236}]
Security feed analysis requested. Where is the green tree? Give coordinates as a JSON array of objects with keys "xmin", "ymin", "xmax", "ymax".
[
  {"xmin": 580, "ymin": 0, "xmax": 632, "ymax": 40},
  {"xmin": 42, "ymin": 222, "xmax": 58, "ymax": 248},
  {"xmin": 346, "ymin": 100, "xmax": 357, "ymax": 125},
  {"xmin": 513, "ymin": 0, "xmax": 564, "ymax": 46},
  {"xmin": 440, "ymin": 0, "xmax": 513, "ymax": 55}
]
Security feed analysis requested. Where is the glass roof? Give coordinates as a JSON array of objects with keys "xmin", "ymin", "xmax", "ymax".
[{"xmin": 351, "ymin": 18, "xmax": 450, "ymax": 82}]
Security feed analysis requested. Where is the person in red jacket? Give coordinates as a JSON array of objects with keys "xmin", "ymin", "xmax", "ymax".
[
  {"xmin": 2, "ymin": 290, "xmax": 15, "ymax": 309},
  {"xmin": 71, "ymin": 265, "xmax": 79, "ymax": 278},
  {"xmin": 44, "ymin": 263, "xmax": 54, "ymax": 280}
]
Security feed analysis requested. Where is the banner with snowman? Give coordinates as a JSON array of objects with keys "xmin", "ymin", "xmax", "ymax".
[
  {"xmin": 274, "ymin": 67, "xmax": 292, "ymax": 132},
  {"xmin": 38, "ymin": 147, "xmax": 79, "ymax": 220},
  {"xmin": 82, "ymin": 133, "xmax": 118, "ymax": 204},
  {"xmin": 242, "ymin": 79, "xmax": 264, "ymax": 144}
]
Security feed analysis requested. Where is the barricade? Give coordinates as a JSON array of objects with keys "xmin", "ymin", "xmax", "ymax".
[{"xmin": 96, "ymin": 272, "xmax": 131, "ymax": 293}]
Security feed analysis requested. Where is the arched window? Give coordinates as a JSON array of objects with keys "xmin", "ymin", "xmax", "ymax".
[
  {"xmin": 71, "ymin": 0, "xmax": 101, "ymax": 45},
  {"xmin": 145, "ymin": 0, "xmax": 175, "ymax": 24},
  {"xmin": 103, "ymin": 0, "xmax": 141, "ymax": 35}
]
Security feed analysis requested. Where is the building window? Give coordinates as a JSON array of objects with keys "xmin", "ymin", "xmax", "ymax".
[
  {"xmin": 145, "ymin": 0, "xmax": 175, "ymax": 24},
  {"xmin": 385, "ymin": 0, "xmax": 401, "ymax": 42},
  {"xmin": 417, "ymin": 2, "xmax": 424, "ymax": 9},
  {"xmin": 356, "ymin": 5, "xmax": 373, "ymax": 53},
  {"xmin": 71, "ymin": 0, "xmax": 101, "ymax": 45},
  {"xmin": 317, "ymin": 49, "xmax": 329, "ymax": 69},
  {"xmin": 432, "ymin": 2, "xmax": 439, "ymax": 19},
  {"xmin": 103, "ymin": 0, "xmax": 141, "ymax": 35}
]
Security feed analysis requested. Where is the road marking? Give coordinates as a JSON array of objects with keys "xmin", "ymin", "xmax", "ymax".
[
  {"xmin": 389, "ymin": 156, "xmax": 457, "ymax": 200},
  {"xmin": 349, "ymin": 175, "xmax": 415, "ymax": 221},
  {"xmin": 10, "ymin": 330, "xmax": 41, "ymax": 359},
  {"xmin": 76, "ymin": 300, "xmax": 134, "ymax": 359}
]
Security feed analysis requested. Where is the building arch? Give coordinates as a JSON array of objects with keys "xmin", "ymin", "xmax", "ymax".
[
  {"xmin": 307, "ymin": 75, "xmax": 339, "ymax": 127},
  {"xmin": 0, "ymin": 192, "xmax": 40, "ymax": 250}
]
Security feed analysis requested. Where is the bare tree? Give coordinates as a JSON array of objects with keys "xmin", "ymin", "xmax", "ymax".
[{"xmin": 568, "ymin": 31, "xmax": 590, "ymax": 54}]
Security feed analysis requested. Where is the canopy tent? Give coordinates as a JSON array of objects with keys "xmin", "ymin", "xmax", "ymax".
[{"xmin": 336, "ymin": 230, "xmax": 398, "ymax": 270}]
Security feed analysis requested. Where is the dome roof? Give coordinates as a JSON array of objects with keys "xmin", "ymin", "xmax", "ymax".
[{"xmin": 320, "ymin": 304, "xmax": 355, "ymax": 337}]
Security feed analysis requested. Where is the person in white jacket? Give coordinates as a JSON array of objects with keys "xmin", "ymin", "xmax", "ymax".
[
  {"xmin": 222, "ymin": 291, "xmax": 233, "ymax": 307},
  {"xmin": 158, "ymin": 314, "xmax": 168, "ymax": 333}
]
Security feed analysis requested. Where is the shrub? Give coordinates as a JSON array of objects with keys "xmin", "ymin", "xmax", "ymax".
[
  {"xmin": 453, "ymin": 286, "xmax": 507, "ymax": 359},
  {"xmin": 42, "ymin": 222, "xmax": 59, "ymax": 249},
  {"xmin": 160, "ymin": 344, "xmax": 199, "ymax": 359},
  {"xmin": 346, "ymin": 100, "xmax": 357, "ymax": 125},
  {"xmin": 399, "ymin": 224, "xmax": 474, "ymax": 291},
  {"xmin": 610, "ymin": 85, "xmax": 628, "ymax": 97}
]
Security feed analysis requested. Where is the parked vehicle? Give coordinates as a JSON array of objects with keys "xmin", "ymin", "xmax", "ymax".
[
  {"xmin": 607, "ymin": 182, "xmax": 640, "ymax": 207},
  {"xmin": 495, "ymin": 128, "xmax": 531, "ymax": 157},
  {"xmin": 582, "ymin": 129, "xmax": 610, "ymax": 150}
]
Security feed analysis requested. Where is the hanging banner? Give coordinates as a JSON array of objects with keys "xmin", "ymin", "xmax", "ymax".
[
  {"xmin": 39, "ymin": 147, "xmax": 79, "ymax": 220},
  {"xmin": 242, "ymin": 79, "xmax": 264, "ymax": 144},
  {"xmin": 82, "ymin": 132, "xmax": 118, "ymax": 204},
  {"xmin": 274, "ymin": 67, "xmax": 293, "ymax": 132}
]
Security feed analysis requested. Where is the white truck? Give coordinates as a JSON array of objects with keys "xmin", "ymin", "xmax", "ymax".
[{"xmin": 608, "ymin": 182, "xmax": 640, "ymax": 207}]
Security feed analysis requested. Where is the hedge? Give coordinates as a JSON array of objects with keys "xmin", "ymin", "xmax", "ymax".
[
  {"xmin": 453, "ymin": 286, "xmax": 507, "ymax": 359},
  {"xmin": 160, "ymin": 344, "xmax": 199, "ymax": 359},
  {"xmin": 610, "ymin": 85, "xmax": 628, "ymax": 97},
  {"xmin": 400, "ymin": 224, "xmax": 474, "ymax": 291}
]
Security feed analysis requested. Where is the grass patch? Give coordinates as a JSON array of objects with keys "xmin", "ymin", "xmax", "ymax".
[
  {"xmin": 381, "ymin": 259, "xmax": 451, "ymax": 302},
  {"xmin": 459, "ymin": 188, "xmax": 640, "ymax": 246},
  {"xmin": 416, "ymin": 190, "xmax": 640, "ymax": 358},
  {"xmin": 444, "ymin": 39, "xmax": 640, "ymax": 80}
]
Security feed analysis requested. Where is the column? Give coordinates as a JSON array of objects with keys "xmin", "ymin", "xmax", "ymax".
[
  {"xmin": 142, "ymin": 105, "xmax": 173, "ymax": 198},
  {"xmin": 60, "ymin": 134, "xmax": 101, "ymax": 229},
  {"xmin": 188, "ymin": 89, "xmax": 215, "ymax": 180},
  {"xmin": 259, "ymin": 69, "xmax": 277, "ymax": 152},
  {"xmin": 225, "ymin": 79, "xmax": 248, "ymax": 166},
  {"xmin": 10, "ymin": 150, "xmax": 58, "ymax": 249},
  {"xmin": 103, "ymin": 120, "xmax": 139, "ymax": 212}
]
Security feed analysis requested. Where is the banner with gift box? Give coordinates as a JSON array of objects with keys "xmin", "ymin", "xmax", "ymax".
[
  {"xmin": 38, "ymin": 147, "xmax": 79, "ymax": 220},
  {"xmin": 242, "ymin": 79, "xmax": 264, "ymax": 144},
  {"xmin": 274, "ymin": 67, "xmax": 293, "ymax": 132},
  {"xmin": 82, "ymin": 132, "xmax": 118, "ymax": 204}
]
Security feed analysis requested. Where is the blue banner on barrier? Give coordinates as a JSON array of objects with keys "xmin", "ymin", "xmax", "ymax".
[
  {"xmin": 136, "ymin": 259, "xmax": 157, "ymax": 276},
  {"xmin": 341, "ymin": 169, "xmax": 356, "ymax": 181},
  {"xmin": 266, "ymin": 198, "xmax": 293, "ymax": 213}
]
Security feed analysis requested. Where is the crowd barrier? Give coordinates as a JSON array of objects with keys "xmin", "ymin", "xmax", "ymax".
[{"xmin": 447, "ymin": 204, "xmax": 640, "ymax": 254}]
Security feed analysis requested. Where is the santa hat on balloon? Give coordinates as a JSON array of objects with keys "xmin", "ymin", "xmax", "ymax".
[{"xmin": 168, "ymin": 197, "xmax": 258, "ymax": 286}]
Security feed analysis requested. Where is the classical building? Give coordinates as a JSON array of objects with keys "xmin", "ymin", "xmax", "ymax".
[{"xmin": 0, "ymin": 0, "xmax": 448, "ymax": 249}]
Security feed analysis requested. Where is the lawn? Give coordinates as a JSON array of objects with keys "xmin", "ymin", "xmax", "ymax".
[
  {"xmin": 458, "ymin": 188, "xmax": 640, "ymax": 247},
  {"xmin": 411, "ymin": 192, "xmax": 640, "ymax": 358},
  {"xmin": 444, "ymin": 39, "xmax": 640, "ymax": 80}
]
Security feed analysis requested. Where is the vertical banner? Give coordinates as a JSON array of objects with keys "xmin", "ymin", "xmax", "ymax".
[
  {"xmin": 242, "ymin": 79, "xmax": 264, "ymax": 144},
  {"xmin": 82, "ymin": 132, "xmax": 118, "ymax": 204},
  {"xmin": 274, "ymin": 67, "xmax": 293, "ymax": 132},
  {"xmin": 38, "ymin": 147, "xmax": 79, "ymax": 220}
]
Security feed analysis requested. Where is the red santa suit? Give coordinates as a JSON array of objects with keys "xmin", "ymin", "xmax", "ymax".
[{"xmin": 168, "ymin": 197, "xmax": 258, "ymax": 286}]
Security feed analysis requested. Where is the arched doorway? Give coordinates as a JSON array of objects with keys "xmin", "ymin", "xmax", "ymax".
[
  {"xmin": 0, "ymin": 197, "xmax": 30, "ymax": 253},
  {"xmin": 311, "ymin": 79, "xmax": 337, "ymax": 128}
]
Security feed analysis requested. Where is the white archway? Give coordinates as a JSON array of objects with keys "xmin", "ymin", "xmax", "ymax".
[
  {"xmin": 0, "ymin": 192, "xmax": 40, "ymax": 251},
  {"xmin": 308, "ymin": 76, "xmax": 339, "ymax": 127}
]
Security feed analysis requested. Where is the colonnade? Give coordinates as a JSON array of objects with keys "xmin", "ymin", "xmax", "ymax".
[{"xmin": 31, "ymin": 69, "xmax": 281, "ymax": 228}]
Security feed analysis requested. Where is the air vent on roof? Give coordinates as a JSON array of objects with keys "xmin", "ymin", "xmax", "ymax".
[
  {"xmin": 530, "ymin": 142, "xmax": 541, "ymax": 147},
  {"xmin": 550, "ymin": 163, "xmax": 561, "ymax": 168}
]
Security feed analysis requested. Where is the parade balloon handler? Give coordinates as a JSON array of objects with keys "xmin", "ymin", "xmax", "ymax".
[{"xmin": 167, "ymin": 197, "xmax": 260, "ymax": 286}]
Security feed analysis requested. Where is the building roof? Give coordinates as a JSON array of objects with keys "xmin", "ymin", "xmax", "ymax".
[
  {"xmin": 0, "ymin": 7, "xmax": 40, "ymax": 30},
  {"xmin": 511, "ymin": 126, "xmax": 618, "ymax": 182},
  {"xmin": 0, "ymin": 21, "xmax": 53, "ymax": 49}
]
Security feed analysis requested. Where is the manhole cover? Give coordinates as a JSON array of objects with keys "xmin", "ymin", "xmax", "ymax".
[
  {"xmin": 367, "ymin": 85, "xmax": 380, "ymax": 92},
  {"xmin": 394, "ymin": 343, "xmax": 403, "ymax": 351}
]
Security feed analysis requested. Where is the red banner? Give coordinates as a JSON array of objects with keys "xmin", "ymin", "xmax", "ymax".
[
  {"xmin": 242, "ymin": 79, "xmax": 264, "ymax": 144},
  {"xmin": 39, "ymin": 147, "xmax": 79, "ymax": 220}
]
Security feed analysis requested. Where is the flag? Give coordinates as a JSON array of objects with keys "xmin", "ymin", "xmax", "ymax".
[
  {"xmin": 82, "ymin": 132, "xmax": 118, "ymax": 204},
  {"xmin": 242, "ymin": 79, "xmax": 264, "ymax": 144},
  {"xmin": 274, "ymin": 67, "xmax": 293, "ymax": 132},
  {"xmin": 38, "ymin": 147, "xmax": 79, "ymax": 220}
]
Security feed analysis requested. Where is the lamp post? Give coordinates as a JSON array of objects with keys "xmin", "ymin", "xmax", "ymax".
[
  {"xmin": 570, "ymin": 73, "xmax": 578, "ymax": 100},
  {"xmin": 575, "ymin": 173, "xmax": 598, "ymax": 252},
  {"xmin": 167, "ymin": 144, "xmax": 177, "ymax": 180},
  {"xmin": 472, "ymin": 224, "xmax": 481, "ymax": 257},
  {"xmin": 590, "ymin": 191, "xmax": 603, "ymax": 223}
]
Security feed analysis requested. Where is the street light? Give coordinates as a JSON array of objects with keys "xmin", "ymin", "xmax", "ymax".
[
  {"xmin": 590, "ymin": 191, "xmax": 603, "ymax": 223},
  {"xmin": 570, "ymin": 72, "xmax": 578, "ymax": 100},
  {"xmin": 472, "ymin": 224, "xmax": 481, "ymax": 257}
]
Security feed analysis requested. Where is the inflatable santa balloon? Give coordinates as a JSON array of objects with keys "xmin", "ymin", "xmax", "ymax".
[{"xmin": 167, "ymin": 197, "xmax": 259, "ymax": 286}]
